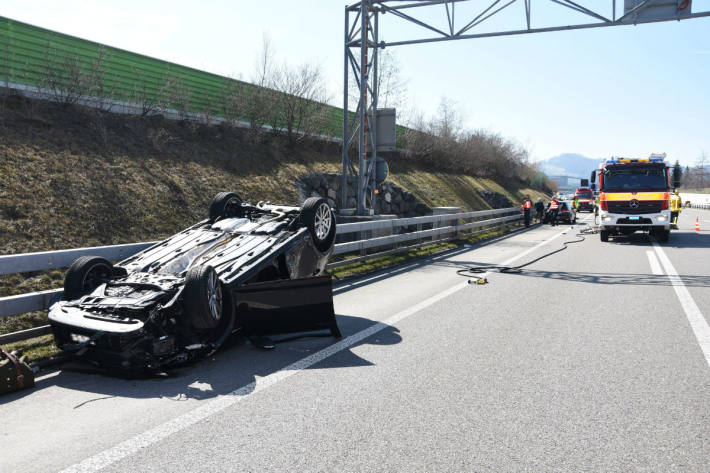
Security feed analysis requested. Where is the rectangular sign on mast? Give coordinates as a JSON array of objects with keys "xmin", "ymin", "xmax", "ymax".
[{"xmin": 624, "ymin": 1, "xmax": 692, "ymax": 21}]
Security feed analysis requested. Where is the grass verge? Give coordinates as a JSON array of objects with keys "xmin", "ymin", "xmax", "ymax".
[{"xmin": 1, "ymin": 335, "xmax": 61, "ymax": 363}]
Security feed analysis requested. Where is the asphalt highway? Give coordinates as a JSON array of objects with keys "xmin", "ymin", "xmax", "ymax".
[{"xmin": 2, "ymin": 210, "xmax": 709, "ymax": 472}]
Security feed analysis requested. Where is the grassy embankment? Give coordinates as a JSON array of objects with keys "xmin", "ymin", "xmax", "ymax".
[{"xmin": 0, "ymin": 97, "xmax": 547, "ymax": 359}]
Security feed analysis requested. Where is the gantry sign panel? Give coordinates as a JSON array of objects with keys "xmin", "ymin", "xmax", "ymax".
[{"xmin": 342, "ymin": 0, "xmax": 710, "ymax": 215}]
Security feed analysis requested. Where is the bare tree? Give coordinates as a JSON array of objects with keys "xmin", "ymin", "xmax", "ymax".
[
  {"xmin": 433, "ymin": 97, "xmax": 462, "ymax": 141},
  {"xmin": 244, "ymin": 35, "xmax": 278, "ymax": 137},
  {"xmin": 697, "ymin": 151, "xmax": 708, "ymax": 189},
  {"xmin": 130, "ymin": 68, "xmax": 171, "ymax": 117},
  {"xmin": 401, "ymin": 95, "xmax": 537, "ymax": 186},
  {"xmin": 377, "ymin": 49, "xmax": 408, "ymax": 110},
  {"xmin": 198, "ymin": 89, "xmax": 220, "ymax": 125},
  {"xmin": 167, "ymin": 75, "xmax": 192, "ymax": 121},
  {"xmin": 1, "ymin": 40, "xmax": 10, "ymax": 109},
  {"xmin": 220, "ymin": 78, "xmax": 245, "ymax": 126},
  {"xmin": 40, "ymin": 45, "xmax": 110, "ymax": 107},
  {"xmin": 272, "ymin": 61, "xmax": 330, "ymax": 145}
]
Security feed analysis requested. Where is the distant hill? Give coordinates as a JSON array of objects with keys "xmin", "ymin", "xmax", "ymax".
[{"xmin": 541, "ymin": 153, "xmax": 600, "ymax": 179}]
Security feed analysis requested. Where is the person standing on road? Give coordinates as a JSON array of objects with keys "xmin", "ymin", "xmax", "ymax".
[
  {"xmin": 521, "ymin": 196, "xmax": 532, "ymax": 227},
  {"xmin": 572, "ymin": 195, "xmax": 580, "ymax": 212},
  {"xmin": 534, "ymin": 198, "xmax": 545, "ymax": 224},
  {"xmin": 670, "ymin": 189, "xmax": 682, "ymax": 229},
  {"xmin": 549, "ymin": 196, "xmax": 560, "ymax": 226}
]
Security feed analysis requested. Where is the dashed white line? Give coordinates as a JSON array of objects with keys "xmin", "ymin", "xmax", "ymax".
[
  {"xmin": 646, "ymin": 250, "xmax": 663, "ymax": 275},
  {"xmin": 58, "ymin": 226, "xmax": 571, "ymax": 473},
  {"xmin": 653, "ymin": 243, "xmax": 710, "ymax": 368}
]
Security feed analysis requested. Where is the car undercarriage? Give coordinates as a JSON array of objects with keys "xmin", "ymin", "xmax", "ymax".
[{"xmin": 48, "ymin": 193, "xmax": 340, "ymax": 373}]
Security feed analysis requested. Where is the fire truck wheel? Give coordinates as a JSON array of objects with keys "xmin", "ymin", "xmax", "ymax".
[
  {"xmin": 600, "ymin": 230, "xmax": 609, "ymax": 242},
  {"xmin": 657, "ymin": 229, "xmax": 670, "ymax": 243}
]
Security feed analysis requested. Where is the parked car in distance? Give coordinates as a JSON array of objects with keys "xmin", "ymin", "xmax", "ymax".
[{"xmin": 558, "ymin": 201, "xmax": 577, "ymax": 224}]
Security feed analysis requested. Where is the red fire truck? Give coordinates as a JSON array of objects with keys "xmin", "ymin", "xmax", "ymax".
[
  {"xmin": 591, "ymin": 154, "xmax": 671, "ymax": 243},
  {"xmin": 574, "ymin": 187, "xmax": 595, "ymax": 212}
]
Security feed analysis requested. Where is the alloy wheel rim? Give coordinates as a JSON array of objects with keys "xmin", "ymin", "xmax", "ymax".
[
  {"xmin": 314, "ymin": 203, "xmax": 332, "ymax": 240},
  {"xmin": 207, "ymin": 270, "xmax": 222, "ymax": 321}
]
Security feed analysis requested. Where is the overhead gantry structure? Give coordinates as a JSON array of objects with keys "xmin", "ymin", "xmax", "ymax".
[{"xmin": 342, "ymin": 0, "xmax": 710, "ymax": 215}]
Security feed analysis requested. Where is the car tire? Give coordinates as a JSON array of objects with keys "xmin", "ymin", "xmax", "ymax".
[
  {"xmin": 209, "ymin": 192, "xmax": 242, "ymax": 222},
  {"xmin": 300, "ymin": 197, "xmax": 336, "ymax": 252},
  {"xmin": 184, "ymin": 265, "xmax": 223, "ymax": 330},
  {"xmin": 657, "ymin": 229, "xmax": 670, "ymax": 243},
  {"xmin": 64, "ymin": 256, "xmax": 113, "ymax": 300},
  {"xmin": 600, "ymin": 230, "xmax": 609, "ymax": 242}
]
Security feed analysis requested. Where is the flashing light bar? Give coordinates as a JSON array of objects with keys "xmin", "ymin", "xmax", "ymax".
[{"xmin": 604, "ymin": 157, "xmax": 666, "ymax": 164}]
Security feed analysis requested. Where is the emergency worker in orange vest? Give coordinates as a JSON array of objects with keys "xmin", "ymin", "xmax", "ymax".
[
  {"xmin": 548, "ymin": 196, "xmax": 560, "ymax": 226},
  {"xmin": 521, "ymin": 196, "xmax": 532, "ymax": 227}
]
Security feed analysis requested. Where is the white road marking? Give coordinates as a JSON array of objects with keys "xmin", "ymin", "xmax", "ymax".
[
  {"xmin": 646, "ymin": 251, "xmax": 663, "ymax": 275},
  {"xmin": 59, "ymin": 227, "xmax": 570, "ymax": 473},
  {"xmin": 653, "ymin": 243, "xmax": 710, "ymax": 369},
  {"xmin": 35, "ymin": 370, "xmax": 61, "ymax": 382}
]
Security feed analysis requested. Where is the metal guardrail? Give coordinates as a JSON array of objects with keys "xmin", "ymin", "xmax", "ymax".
[
  {"xmin": 0, "ymin": 208, "xmax": 520, "ymax": 344},
  {"xmin": 687, "ymin": 204, "xmax": 710, "ymax": 210},
  {"xmin": 0, "ymin": 242, "xmax": 158, "ymax": 276}
]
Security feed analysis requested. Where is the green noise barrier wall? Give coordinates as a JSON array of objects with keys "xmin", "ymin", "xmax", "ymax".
[{"xmin": 0, "ymin": 16, "xmax": 358, "ymax": 138}]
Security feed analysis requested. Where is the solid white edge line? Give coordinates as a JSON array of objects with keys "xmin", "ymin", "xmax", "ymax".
[
  {"xmin": 652, "ymin": 243, "xmax": 710, "ymax": 368},
  {"xmin": 59, "ymin": 224, "xmax": 571, "ymax": 473},
  {"xmin": 646, "ymin": 250, "xmax": 663, "ymax": 275},
  {"xmin": 35, "ymin": 370, "xmax": 61, "ymax": 382}
]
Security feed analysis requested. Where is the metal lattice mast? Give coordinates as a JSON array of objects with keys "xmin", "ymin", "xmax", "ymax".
[
  {"xmin": 343, "ymin": 0, "xmax": 710, "ymax": 215},
  {"xmin": 343, "ymin": 1, "xmax": 380, "ymax": 215}
]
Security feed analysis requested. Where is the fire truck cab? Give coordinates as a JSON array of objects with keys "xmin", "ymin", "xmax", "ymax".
[
  {"xmin": 591, "ymin": 154, "xmax": 671, "ymax": 243},
  {"xmin": 574, "ymin": 187, "xmax": 595, "ymax": 212}
]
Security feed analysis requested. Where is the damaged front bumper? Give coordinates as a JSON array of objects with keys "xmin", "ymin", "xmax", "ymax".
[{"xmin": 48, "ymin": 276, "xmax": 340, "ymax": 373}]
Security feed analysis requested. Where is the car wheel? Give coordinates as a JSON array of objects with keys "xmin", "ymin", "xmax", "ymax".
[
  {"xmin": 209, "ymin": 192, "xmax": 242, "ymax": 222},
  {"xmin": 600, "ymin": 230, "xmax": 609, "ymax": 242},
  {"xmin": 658, "ymin": 229, "xmax": 670, "ymax": 243},
  {"xmin": 64, "ymin": 256, "xmax": 113, "ymax": 300},
  {"xmin": 300, "ymin": 197, "xmax": 336, "ymax": 252},
  {"xmin": 184, "ymin": 265, "xmax": 223, "ymax": 330}
]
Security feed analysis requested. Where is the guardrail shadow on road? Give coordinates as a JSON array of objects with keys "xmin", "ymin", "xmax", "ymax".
[
  {"xmin": 484, "ymin": 269, "xmax": 710, "ymax": 288},
  {"xmin": 7, "ymin": 314, "xmax": 401, "ymax": 404}
]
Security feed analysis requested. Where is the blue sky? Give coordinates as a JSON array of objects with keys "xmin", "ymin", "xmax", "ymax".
[{"xmin": 2, "ymin": 0, "xmax": 708, "ymax": 167}]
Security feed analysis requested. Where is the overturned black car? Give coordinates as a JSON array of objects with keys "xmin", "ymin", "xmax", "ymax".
[{"xmin": 48, "ymin": 193, "xmax": 340, "ymax": 373}]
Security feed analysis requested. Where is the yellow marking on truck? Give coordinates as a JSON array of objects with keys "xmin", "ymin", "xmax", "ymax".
[{"xmin": 602, "ymin": 192, "xmax": 667, "ymax": 201}]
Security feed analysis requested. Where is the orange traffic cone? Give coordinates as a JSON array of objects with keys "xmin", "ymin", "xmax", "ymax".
[{"xmin": 695, "ymin": 218, "xmax": 700, "ymax": 233}]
